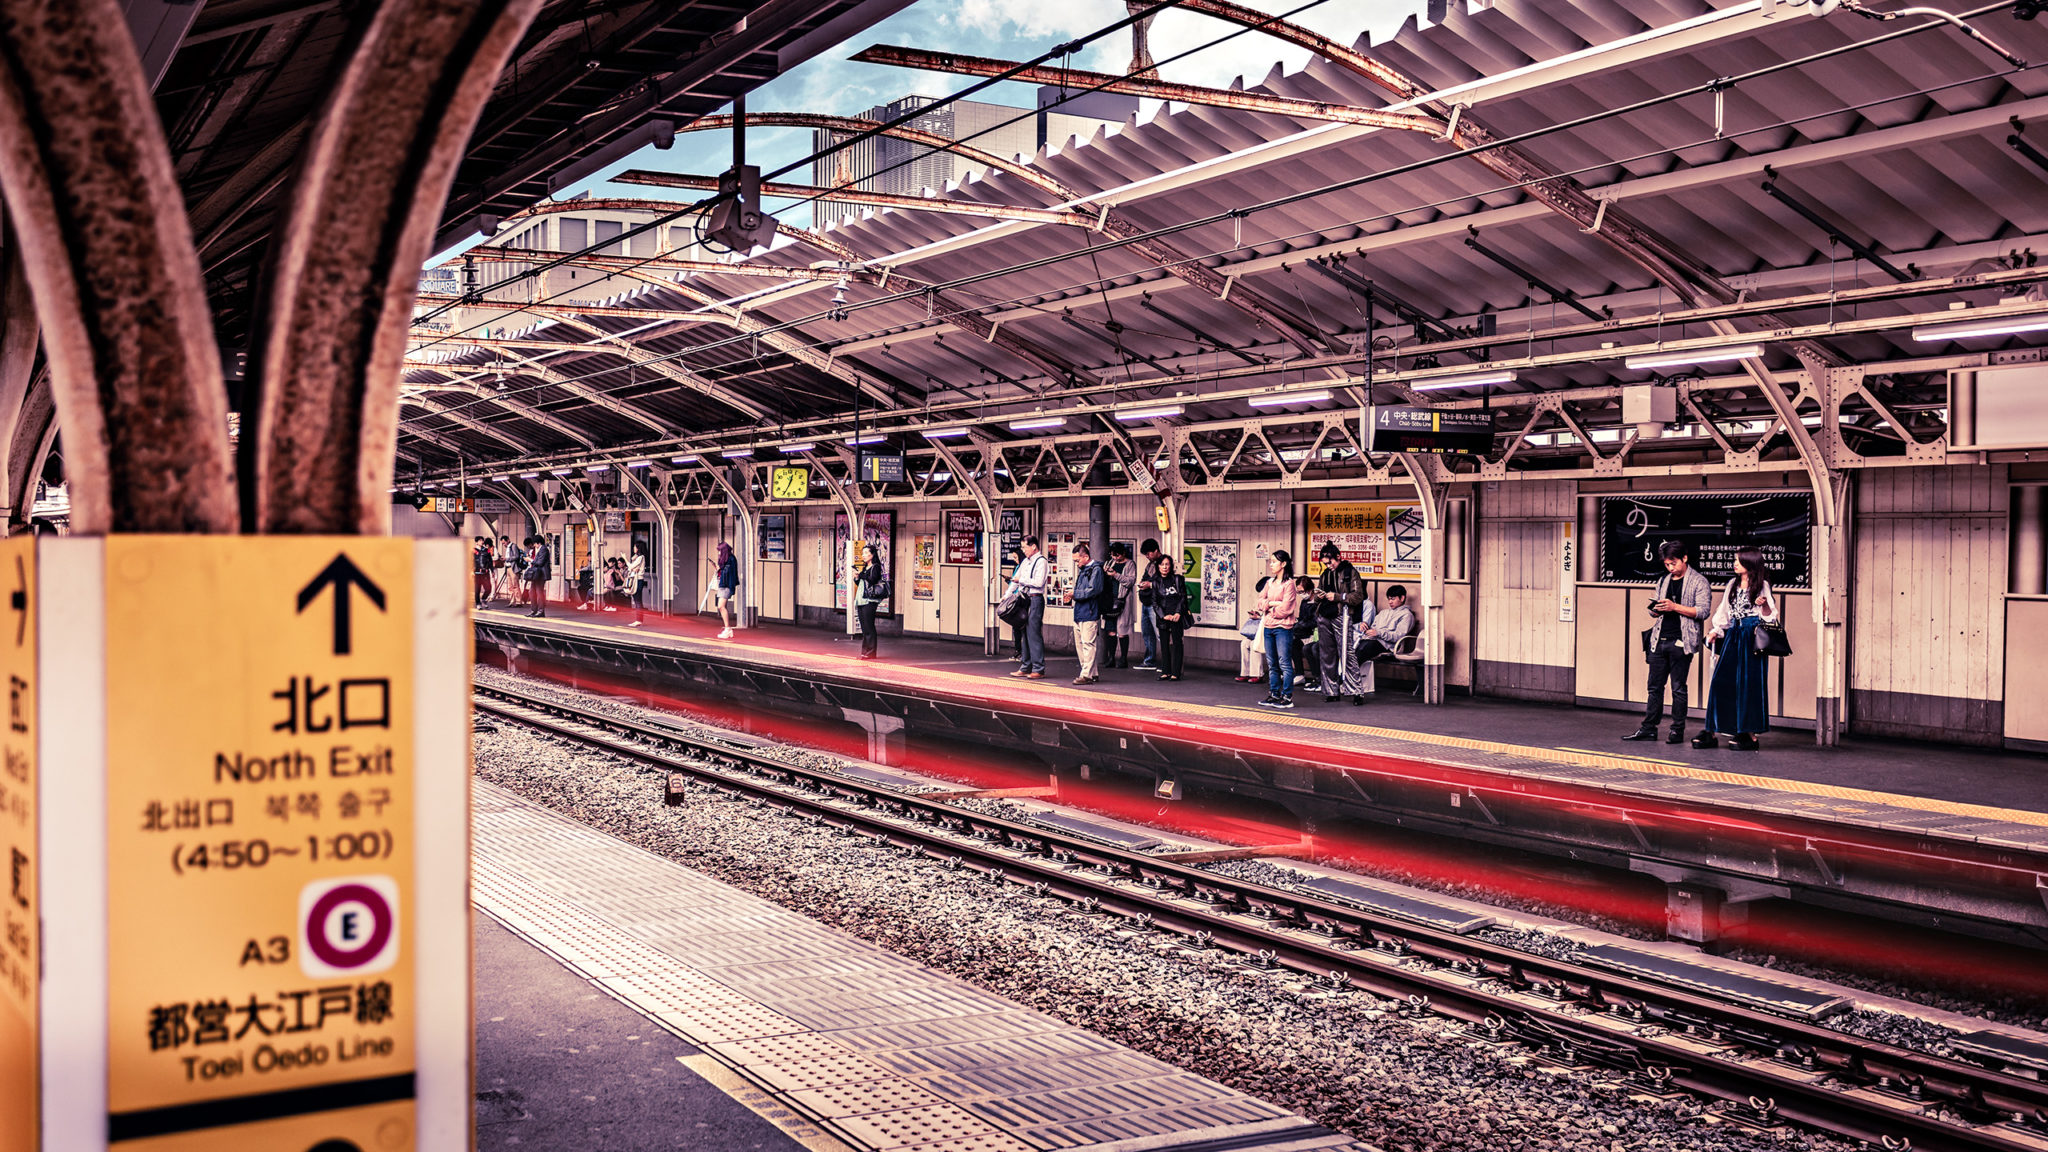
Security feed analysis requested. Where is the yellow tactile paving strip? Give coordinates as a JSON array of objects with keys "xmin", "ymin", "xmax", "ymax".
[{"xmin": 488, "ymin": 611, "xmax": 2048, "ymax": 834}]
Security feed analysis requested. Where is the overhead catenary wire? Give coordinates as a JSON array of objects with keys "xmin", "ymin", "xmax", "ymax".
[
  {"xmin": 405, "ymin": 5, "xmax": 2041, "ymax": 462},
  {"xmin": 408, "ymin": 50, "xmax": 2040, "ymax": 444},
  {"xmin": 411, "ymin": 0, "xmax": 1338, "ymax": 352}
]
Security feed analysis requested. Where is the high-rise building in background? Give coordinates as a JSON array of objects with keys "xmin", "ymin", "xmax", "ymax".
[{"xmin": 811, "ymin": 87, "xmax": 1137, "ymax": 229}]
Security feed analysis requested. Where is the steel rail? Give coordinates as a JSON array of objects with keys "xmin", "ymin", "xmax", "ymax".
[{"xmin": 475, "ymin": 681, "xmax": 2048, "ymax": 1152}]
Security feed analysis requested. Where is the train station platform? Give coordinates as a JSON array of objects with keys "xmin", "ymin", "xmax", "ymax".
[
  {"xmin": 473, "ymin": 780, "xmax": 1362, "ymax": 1152},
  {"xmin": 473, "ymin": 603, "xmax": 2048, "ymax": 950}
]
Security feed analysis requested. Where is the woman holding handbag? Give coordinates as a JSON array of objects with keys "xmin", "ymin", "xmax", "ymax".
[{"xmin": 1695, "ymin": 548, "xmax": 1782, "ymax": 751}]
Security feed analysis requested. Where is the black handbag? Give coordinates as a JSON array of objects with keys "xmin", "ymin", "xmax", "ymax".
[
  {"xmin": 1754, "ymin": 622, "xmax": 1793, "ymax": 658},
  {"xmin": 996, "ymin": 590, "xmax": 1028, "ymax": 627}
]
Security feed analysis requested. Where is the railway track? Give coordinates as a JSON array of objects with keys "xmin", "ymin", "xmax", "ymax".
[{"xmin": 475, "ymin": 682, "xmax": 2048, "ymax": 1152}]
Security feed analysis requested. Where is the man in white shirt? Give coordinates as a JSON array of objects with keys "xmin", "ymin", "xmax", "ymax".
[{"xmin": 1007, "ymin": 535, "xmax": 1049, "ymax": 680}]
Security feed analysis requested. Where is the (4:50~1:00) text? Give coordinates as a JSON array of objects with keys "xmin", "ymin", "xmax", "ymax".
[{"xmin": 169, "ymin": 831, "xmax": 393, "ymax": 875}]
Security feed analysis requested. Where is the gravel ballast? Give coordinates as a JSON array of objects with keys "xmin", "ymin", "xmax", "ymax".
[{"xmin": 475, "ymin": 673, "xmax": 1871, "ymax": 1152}]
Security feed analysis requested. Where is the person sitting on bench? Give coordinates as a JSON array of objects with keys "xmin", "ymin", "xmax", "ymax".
[{"xmin": 1354, "ymin": 585, "xmax": 1414, "ymax": 668}]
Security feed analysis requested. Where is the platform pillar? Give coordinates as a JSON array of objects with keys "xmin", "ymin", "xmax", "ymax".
[
  {"xmin": 841, "ymin": 708, "xmax": 906, "ymax": 765},
  {"xmin": 1812, "ymin": 471, "xmax": 1852, "ymax": 747}
]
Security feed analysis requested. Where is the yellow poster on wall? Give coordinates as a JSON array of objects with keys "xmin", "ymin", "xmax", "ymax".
[
  {"xmin": 0, "ymin": 537, "xmax": 35, "ymax": 1152},
  {"xmin": 1304, "ymin": 502, "xmax": 1425, "ymax": 576},
  {"xmin": 103, "ymin": 538, "xmax": 418, "ymax": 1149}
]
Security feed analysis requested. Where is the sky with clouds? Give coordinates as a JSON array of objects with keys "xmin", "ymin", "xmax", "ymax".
[{"xmin": 576, "ymin": 0, "xmax": 1433, "ymax": 216}]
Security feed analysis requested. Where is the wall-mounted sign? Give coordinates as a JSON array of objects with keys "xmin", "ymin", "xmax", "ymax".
[
  {"xmin": 770, "ymin": 466, "xmax": 809, "ymax": 501},
  {"xmin": 999, "ymin": 510, "xmax": 1028, "ymax": 571},
  {"xmin": 1304, "ymin": 501, "xmax": 1425, "ymax": 576},
  {"xmin": 1598, "ymin": 492, "xmax": 1813, "ymax": 587},
  {"xmin": 858, "ymin": 455, "xmax": 906, "ymax": 484},
  {"xmin": 943, "ymin": 510, "xmax": 981, "ymax": 566},
  {"xmin": 1183, "ymin": 542, "xmax": 1239, "ymax": 628},
  {"xmin": 1362, "ymin": 405, "xmax": 1494, "ymax": 454}
]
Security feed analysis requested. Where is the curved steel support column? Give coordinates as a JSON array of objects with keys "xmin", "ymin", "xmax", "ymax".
[
  {"xmin": 0, "ymin": 0, "xmax": 235, "ymax": 534},
  {"xmin": 250, "ymin": 0, "xmax": 543, "ymax": 534}
]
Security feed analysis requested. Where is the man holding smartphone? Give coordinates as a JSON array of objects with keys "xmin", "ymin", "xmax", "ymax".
[{"xmin": 1626, "ymin": 540, "xmax": 1714, "ymax": 744}]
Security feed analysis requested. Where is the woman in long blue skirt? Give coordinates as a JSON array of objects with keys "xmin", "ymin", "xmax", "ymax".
[{"xmin": 1696, "ymin": 548, "xmax": 1780, "ymax": 752}]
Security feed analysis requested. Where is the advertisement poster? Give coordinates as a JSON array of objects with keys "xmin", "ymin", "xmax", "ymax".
[
  {"xmin": 999, "ymin": 509, "xmax": 1028, "ymax": 570},
  {"xmin": 759, "ymin": 514, "xmax": 789, "ymax": 561},
  {"xmin": 1182, "ymin": 542, "xmax": 1239, "ymax": 628},
  {"xmin": 833, "ymin": 510, "xmax": 895, "ymax": 609},
  {"xmin": 912, "ymin": 534, "xmax": 937, "ymax": 600},
  {"xmin": 944, "ymin": 509, "xmax": 981, "ymax": 565},
  {"xmin": 1050, "ymin": 531, "xmax": 1077, "ymax": 603},
  {"xmin": 1305, "ymin": 501, "xmax": 1425, "ymax": 576}
]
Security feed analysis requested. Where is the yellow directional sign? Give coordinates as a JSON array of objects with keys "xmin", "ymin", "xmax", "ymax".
[
  {"xmin": 0, "ymin": 538, "xmax": 35, "ymax": 1152},
  {"xmin": 103, "ymin": 538, "xmax": 418, "ymax": 1149}
]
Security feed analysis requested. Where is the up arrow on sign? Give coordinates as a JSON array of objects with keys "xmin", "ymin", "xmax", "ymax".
[{"xmin": 296, "ymin": 552, "xmax": 388, "ymax": 655}]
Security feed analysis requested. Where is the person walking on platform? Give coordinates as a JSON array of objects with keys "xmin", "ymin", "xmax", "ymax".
[
  {"xmin": 1352, "ymin": 585, "xmax": 1415, "ymax": 697},
  {"xmin": 523, "ymin": 535, "xmax": 551, "ymax": 617},
  {"xmin": 1134, "ymin": 539, "xmax": 1163, "ymax": 670},
  {"xmin": 1153, "ymin": 555, "xmax": 1188, "ymax": 681},
  {"xmin": 1103, "ymin": 542, "xmax": 1136, "ymax": 669},
  {"xmin": 711, "ymin": 541, "xmax": 740, "ymax": 639},
  {"xmin": 1696, "ymin": 549, "xmax": 1780, "ymax": 752},
  {"xmin": 1008, "ymin": 535, "xmax": 1049, "ymax": 679},
  {"xmin": 472, "ymin": 536, "xmax": 494, "ymax": 607},
  {"xmin": 854, "ymin": 542, "xmax": 885, "ymax": 660},
  {"xmin": 1312, "ymin": 542, "xmax": 1367, "ymax": 703},
  {"xmin": 1625, "ymin": 540, "xmax": 1713, "ymax": 744},
  {"xmin": 1250, "ymin": 550, "xmax": 1300, "ymax": 708},
  {"xmin": 1066, "ymin": 543, "xmax": 1108, "ymax": 683}
]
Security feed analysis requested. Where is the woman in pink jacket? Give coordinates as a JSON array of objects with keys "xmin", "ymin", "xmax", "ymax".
[{"xmin": 1249, "ymin": 550, "xmax": 1301, "ymax": 709}]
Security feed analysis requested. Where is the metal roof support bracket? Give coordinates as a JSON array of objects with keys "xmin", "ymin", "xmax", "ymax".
[
  {"xmin": 1438, "ymin": 102, "xmax": 1468, "ymax": 143},
  {"xmin": 1580, "ymin": 197, "xmax": 1610, "ymax": 237}
]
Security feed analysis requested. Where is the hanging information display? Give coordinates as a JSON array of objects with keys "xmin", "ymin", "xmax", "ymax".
[
  {"xmin": 1304, "ymin": 502, "xmax": 1426, "ymax": 577},
  {"xmin": 1597, "ymin": 493, "xmax": 1813, "ymax": 587}
]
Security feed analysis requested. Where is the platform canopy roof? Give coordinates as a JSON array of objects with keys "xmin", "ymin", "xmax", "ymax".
[
  {"xmin": 140, "ymin": 0, "xmax": 914, "ymax": 351},
  {"xmin": 398, "ymin": 0, "xmax": 2048, "ymax": 494}
]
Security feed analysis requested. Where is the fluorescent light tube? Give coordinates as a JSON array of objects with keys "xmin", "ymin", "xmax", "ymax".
[
  {"xmin": 1115, "ymin": 405, "xmax": 1184, "ymax": 421},
  {"xmin": 518, "ymin": 472, "xmax": 539, "ymax": 479},
  {"xmin": 1624, "ymin": 344, "xmax": 1763, "ymax": 370},
  {"xmin": 719, "ymin": 449, "xmax": 754, "ymax": 458},
  {"xmin": 1008, "ymin": 417, "xmax": 1066, "ymax": 430},
  {"xmin": 550, "ymin": 468, "xmax": 573, "ymax": 476},
  {"xmin": 780, "ymin": 443, "xmax": 815, "ymax": 453},
  {"xmin": 1413, "ymin": 370, "xmax": 1517, "ymax": 392},
  {"xmin": 671, "ymin": 455, "xmax": 699, "ymax": 464},
  {"xmin": 920, "ymin": 428, "xmax": 970, "ymax": 439},
  {"xmin": 586, "ymin": 464, "xmax": 610, "ymax": 472},
  {"xmin": 627, "ymin": 460, "xmax": 651, "ymax": 468},
  {"xmin": 844, "ymin": 434, "xmax": 888, "ymax": 445},
  {"xmin": 1247, "ymin": 390, "xmax": 1332, "ymax": 407},
  {"xmin": 1911, "ymin": 309, "xmax": 2048, "ymax": 342}
]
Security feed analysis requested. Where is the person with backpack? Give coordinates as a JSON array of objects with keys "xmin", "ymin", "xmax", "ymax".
[
  {"xmin": 1065, "ymin": 543, "xmax": 1109, "ymax": 684},
  {"xmin": 854, "ymin": 542, "xmax": 888, "ymax": 659},
  {"xmin": 1133, "ymin": 539, "xmax": 1164, "ymax": 670},
  {"xmin": 711, "ymin": 541, "xmax": 740, "ymax": 638}
]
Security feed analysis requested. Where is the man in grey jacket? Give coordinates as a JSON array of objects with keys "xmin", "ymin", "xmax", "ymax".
[
  {"xmin": 1351, "ymin": 585, "xmax": 1415, "ymax": 684},
  {"xmin": 1625, "ymin": 539, "xmax": 1715, "ymax": 744}
]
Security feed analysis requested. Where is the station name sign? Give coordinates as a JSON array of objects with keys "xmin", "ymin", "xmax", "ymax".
[{"xmin": 1362, "ymin": 405, "xmax": 1494, "ymax": 455}]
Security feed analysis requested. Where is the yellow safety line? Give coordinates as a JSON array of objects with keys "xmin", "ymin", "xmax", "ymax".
[
  {"xmin": 513, "ymin": 613, "xmax": 2048, "ymax": 832},
  {"xmin": 1558, "ymin": 746, "xmax": 1690, "ymax": 768},
  {"xmin": 676, "ymin": 1056, "xmax": 861, "ymax": 1152}
]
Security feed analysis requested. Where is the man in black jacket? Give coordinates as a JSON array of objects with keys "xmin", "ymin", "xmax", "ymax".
[{"xmin": 1312, "ymin": 541, "xmax": 1368, "ymax": 703}]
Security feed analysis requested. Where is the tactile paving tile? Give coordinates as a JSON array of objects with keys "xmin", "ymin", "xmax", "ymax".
[
  {"xmin": 828, "ymin": 1103, "xmax": 1009, "ymax": 1150},
  {"xmin": 472, "ymin": 781, "xmax": 1323, "ymax": 1152},
  {"xmin": 787, "ymin": 1079, "xmax": 950, "ymax": 1118}
]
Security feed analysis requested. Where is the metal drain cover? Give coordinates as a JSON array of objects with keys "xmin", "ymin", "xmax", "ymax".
[
  {"xmin": 1576, "ymin": 943, "xmax": 1848, "ymax": 1020},
  {"xmin": 1289, "ymin": 875, "xmax": 1495, "ymax": 935}
]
